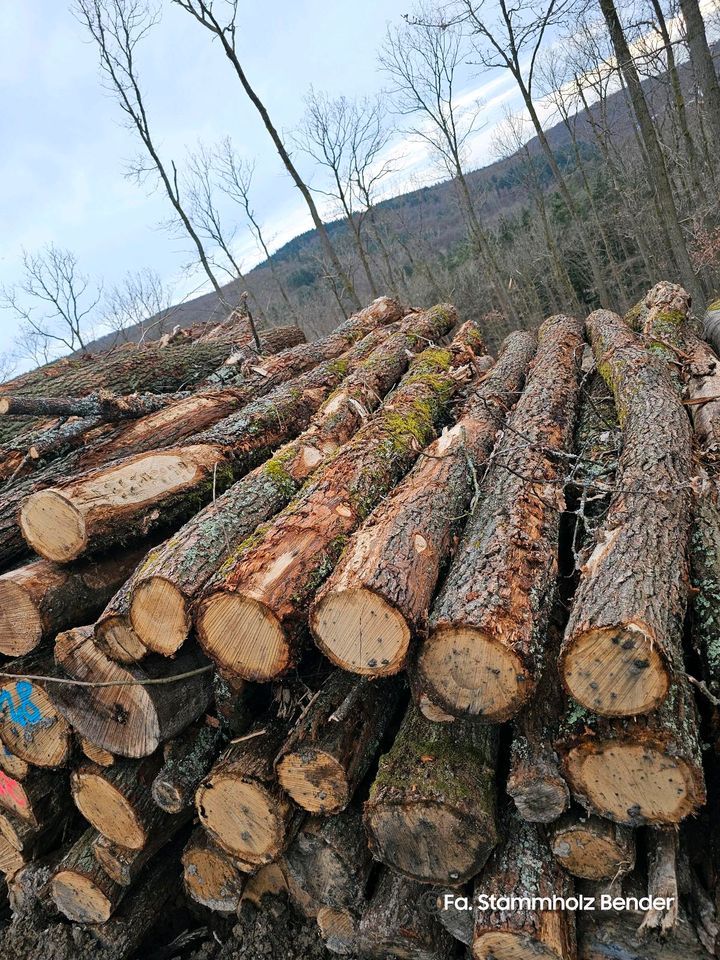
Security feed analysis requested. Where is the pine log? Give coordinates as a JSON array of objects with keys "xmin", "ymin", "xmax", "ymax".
[
  {"xmin": 151, "ymin": 719, "xmax": 222, "ymax": 813},
  {"xmin": 51, "ymin": 828, "xmax": 125, "ymax": 923},
  {"xmin": 196, "ymin": 316, "xmax": 485, "ymax": 683},
  {"xmin": 282, "ymin": 811, "xmax": 373, "ymax": 911},
  {"xmin": 51, "ymin": 625, "xmax": 213, "ymax": 757},
  {"xmin": 549, "ymin": 810, "xmax": 635, "ymax": 881},
  {"xmin": 690, "ymin": 494, "xmax": 720, "ymax": 699},
  {"xmin": 0, "ymin": 803, "xmax": 73, "ymax": 868},
  {"xmin": 0, "ymin": 765, "xmax": 62, "ymax": 824},
  {"xmin": 275, "ymin": 671, "xmax": 400, "ymax": 814},
  {"xmin": 0, "ymin": 415, "xmax": 102, "ymax": 483},
  {"xmin": 472, "ymin": 814, "xmax": 577, "ymax": 960},
  {"xmin": 0, "ymin": 391, "xmax": 185, "ymax": 421},
  {"xmin": 196, "ymin": 719, "xmax": 302, "ymax": 865},
  {"xmin": 559, "ymin": 309, "xmax": 693, "ymax": 717},
  {"xmin": 70, "ymin": 756, "xmax": 164, "ymax": 849},
  {"xmin": 356, "ymin": 868, "xmax": 455, "ymax": 959},
  {"xmin": 91, "ymin": 809, "xmax": 191, "ymax": 885},
  {"xmin": 558, "ymin": 675, "xmax": 705, "ymax": 826},
  {"xmin": 100, "ymin": 320, "xmax": 400, "ymax": 660},
  {"xmin": 310, "ymin": 330, "xmax": 536, "ymax": 676},
  {"xmin": 0, "ymin": 549, "xmax": 146, "ymax": 656},
  {"xmin": 0, "ymin": 652, "xmax": 72, "ymax": 768},
  {"xmin": 181, "ymin": 827, "xmax": 247, "ymax": 912},
  {"xmin": 415, "ymin": 314, "xmax": 583, "ymax": 721},
  {"xmin": 364, "ymin": 703, "xmax": 498, "ymax": 885},
  {"xmin": 127, "ymin": 308, "xmax": 450, "ymax": 657}
]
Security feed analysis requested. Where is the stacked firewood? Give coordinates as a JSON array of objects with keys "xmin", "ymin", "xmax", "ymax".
[{"xmin": 0, "ymin": 288, "xmax": 718, "ymax": 960}]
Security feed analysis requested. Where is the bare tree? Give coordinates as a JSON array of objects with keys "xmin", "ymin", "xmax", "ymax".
[
  {"xmin": 104, "ymin": 267, "xmax": 173, "ymax": 343},
  {"xmin": 380, "ymin": 8, "xmax": 519, "ymax": 325},
  {"xmin": 172, "ymin": 0, "xmax": 361, "ymax": 311},
  {"xmin": 678, "ymin": 0, "xmax": 720, "ymax": 154},
  {"xmin": 1, "ymin": 245, "xmax": 100, "ymax": 356}
]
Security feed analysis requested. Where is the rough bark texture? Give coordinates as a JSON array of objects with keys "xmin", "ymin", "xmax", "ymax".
[
  {"xmin": 282, "ymin": 810, "xmax": 372, "ymax": 912},
  {"xmin": 472, "ymin": 813, "xmax": 577, "ymax": 960},
  {"xmin": 196, "ymin": 719, "xmax": 302, "ymax": 865},
  {"xmin": 0, "ymin": 652, "xmax": 72, "ymax": 768},
  {"xmin": 196, "ymin": 317, "xmax": 485, "ymax": 682},
  {"xmin": 151, "ymin": 719, "xmax": 222, "ymax": 814},
  {"xmin": 558, "ymin": 675, "xmax": 705, "ymax": 826},
  {"xmin": 50, "ymin": 829, "xmax": 125, "ymax": 924},
  {"xmin": 364, "ymin": 703, "xmax": 498, "ymax": 886},
  {"xmin": 51, "ymin": 625, "xmax": 213, "ymax": 757},
  {"xmin": 549, "ymin": 810, "xmax": 635, "ymax": 881},
  {"xmin": 356, "ymin": 868, "xmax": 455, "ymax": 959},
  {"xmin": 275, "ymin": 671, "xmax": 401, "ymax": 814},
  {"xmin": 639, "ymin": 828, "xmax": 679, "ymax": 937},
  {"xmin": 182, "ymin": 827, "xmax": 247, "ymax": 912},
  {"xmin": 559, "ymin": 309, "xmax": 693, "ymax": 717},
  {"xmin": 416, "ymin": 314, "xmax": 583, "ymax": 721},
  {"xmin": 0, "ymin": 765, "xmax": 63, "ymax": 825},
  {"xmin": 0, "ymin": 391, "xmax": 185, "ymax": 421},
  {"xmin": 0, "ymin": 548, "xmax": 146, "ymax": 656},
  {"xmin": 310, "ymin": 330, "xmax": 536, "ymax": 676},
  {"xmin": 91, "ymin": 810, "xmax": 190, "ymax": 885}
]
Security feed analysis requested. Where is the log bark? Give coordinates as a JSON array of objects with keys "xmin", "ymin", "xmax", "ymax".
[
  {"xmin": 196, "ymin": 719, "xmax": 302, "ymax": 865},
  {"xmin": 472, "ymin": 813, "xmax": 577, "ymax": 960},
  {"xmin": 364, "ymin": 703, "xmax": 498, "ymax": 886},
  {"xmin": 151, "ymin": 718, "xmax": 222, "ymax": 814},
  {"xmin": 549, "ymin": 810, "xmax": 635, "ymax": 881},
  {"xmin": 415, "ymin": 314, "xmax": 583, "ymax": 721},
  {"xmin": 282, "ymin": 811, "xmax": 373, "ymax": 911},
  {"xmin": 127, "ymin": 308, "xmax": 450, "ymax": 657},
  {"xmin": 0, "ymin": 652, "xmax": 72, "ymax": 768},
  {"xmin": 356, "ymin": 868, "xmax": 455, "ymax": 959},
  {"xmin": 0, "ymin": 766, "xmax": 63, "ymax": 825},
  {"xmin": 317, "ymin": 906, "xmax": 360, "ymax": 955},
  {"xmin": 558, "ymin": 674, "xmax": 705, "ymax": 826},
  {"xmin": 638, "ymin": 829, "xmax": 679, "ymax": 937},
  {"xmin": 0, "ymin": 548, "xmax": 146, "ymax": 656},
  {"xmin": 0, "ymin": 803, "xmax": 72, "ymax": 861},
  {"xmin": 181, "ymin": 827, "xmax": 246, "ymax": 912},
  {"xmin": 91, "ymin": 809, "xmax": 191, "ymax": 885},
  {"xmin": 0, "ymin": 391, "xmax": 184, "ymax": 421},
  {"xmin": 275, "ymin": 671, "xmax": 401, "ymax": 814},
  {"xmin": 559, "ymin": 309, "xmax": 693, "ymax": 717},
  {"xmin": 50, "ymin": 625, "xmax": 213, "ymax": 757},
  {"xmin": 196, "ymin": 316, "xmax": 485, "ymax": 682},
  {"xmin": 51, "ymin": 828, "xmax": 125, "ymax": 924},
  {"xmin": 70, "ymin": 756, "xmax": 164, "ymax": 849},
  {"xmin": 310, "ymin": 330, "xmax": 536, "ymax": 676}
]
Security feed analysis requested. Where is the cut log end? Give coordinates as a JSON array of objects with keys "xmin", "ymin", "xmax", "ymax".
[
  {"xmin": 276, "ymin": 750, "xmax": 349, "ymax": 814},
  {"xmin": 197, "ymin": 777, "xmax": 284, "ymax": 863},
  {"xmin": 51, "ymin": 870, "xmax": 114, "ymax": 924},
  {"xmin": 564, "ymin": 740, "xmax": 703, "ymax": 825},
  {"xmin": 95, "ymin": 615, "xmax": 147, "ymax": 664},
  {"xmin": 20, "ymin": 489, "xmax": 86, "ymax": 563},
  {"xmin": 508, "ymin": 778, "xmax": 570, "ymax": 825},
  {"xmin": 198, "ymin": 593, "xmax": 290, "ymax": 681},
  {"xmin": 0, "ymin": 680, "xmax": 71, "ymax": 768},
  {"xmin": 417, "ymin": 626, "xmax": 529, "ymax": 720},
  {"xmin": 0, "ymin": 581, "xmax": 41, "ymax": 656},
  {"xmin": 367, "ymin": 801, "xmax": 491, "ymax": 885},
  {"xmin": 182, "ymin": 838, "xmax": 245, "ymax": 912},
  {"xmin": 130, "ymin": 577, "xmax": 189, "ymax": 655},
  {"xmin": 473, "ymin": 930, "xmax": 565, "ymax": 960},
  {"xmin": 72, "ymin": 771, "xmax": 147, "ymax": 849},
  {"xmin": 311, "ymin": 588, "xmax": 411, "ymax": 676},
  {"xmin": 550, "ymin": 821, "xmax": 634, "ymax": 881},
  {"xmin": 415, "ymin": 692, "xmax": 456, "ymax": 723},
  {"xmin": 562, "ymin": 624, "xmax": 669, "ymax": 716}
]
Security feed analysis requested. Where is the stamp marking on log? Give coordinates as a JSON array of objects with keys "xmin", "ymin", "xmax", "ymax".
[
  {"xmin": 0, "ymin": 772, "xmax": 26, "ymax": 809},
  {"xmin": 0, "ymin": 683, "xmax": 42, "ymax": 729}
]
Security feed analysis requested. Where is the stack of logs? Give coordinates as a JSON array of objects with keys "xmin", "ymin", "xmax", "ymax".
[{"xmin": 0, "ymin": 288, "xmax": 718, "ymax": 960}]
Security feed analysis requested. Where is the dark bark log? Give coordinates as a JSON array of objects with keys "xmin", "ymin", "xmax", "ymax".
[
  {"xmin": 196, "ymin": 316, "xmax": 485, "ymax": 683},
  {"xmin": 0, "ymin": 802, "xmax": 73, "ymax": 863},
  {"xmin": 364, "ymin": 703, "xmax": 498, "ymax": 886},
  {"xmin": 282, "ymin": 811, "xmax": 373, "ymax": 911},
  {"xmin": 549, "ymin": 809, "xmax": 635, "ymax": 881},
  {"xmin": 275, "ymin": 671, "xmax": 401, "ymax": 814},
  {"xmin": 181, "ymin": 827, "xmax": 247, "ymax": 912},
  {"xmin": 0, "ymin": 652, "xmax": 72, "ymax": 767},
  {"xmin": 50, "ymin": 625, "xmax": 213, "ymax": 757},
  {"xmin": 0, "ymin": 765, "xmax": 63, "ymax": 825},
  {"xmin": 558, "ymin": 675, "xmax": 705, "ymax": 826},
  {"xmin": 415, "ymin": 314, "xmax": 583, "ymax": 721},
  {"xmin": 0, "ymin": 548, "xmax": 146, "ymax": 656},
  {"xmin": 70, "ymin": 756, "xmax": 164, "ymax": 849},
  {"xmin": 356, "ymin": 868, "xmax": 455, "ymax": 959},
  {"xmin": 196, "ymin": 719, "xmax": 302, "ymax": 865},
  {"xmin": 311, "ymin": 330, "xmax": 536, "ymax": 676},
  {"xmin": 127, "ymin": 310, "xmax": 448, "ymax": 657},
  {"xmin": 91, "ymin": 809, "xmax": 190, "ymax": 885},
  {"xmin": 151, "ymin": 718, "xmax": 222, "ymax": 813},
  {"xmin": 51, "ymin": 828, "xmax": 125, "ymax": 923},
  {"xmin": 0, "ymin": 391, "xmax": 184, "ymax": 421},
  {"xmin": 559, "ymin": 310, "xmax": 693, "ymax": 717},
  {"xmin": 472, "ymin": 813, "xmax": 577, "ymax": 960},
  {"xmin": 0, "ymin": 415, "xmax": 102, "ymax": 483}
]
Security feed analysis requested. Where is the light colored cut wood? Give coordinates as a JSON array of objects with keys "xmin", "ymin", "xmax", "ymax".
[
  {"xmin": 198, "ymin": 593, "xmax": 288, "ymax": 681},
  {"xmin": 130, "ymin": 577, "xmax": 188, "ymax": 655}
]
